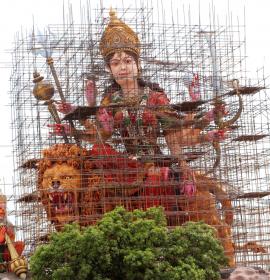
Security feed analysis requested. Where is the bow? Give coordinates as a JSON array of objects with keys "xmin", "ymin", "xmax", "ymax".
[{"xmin": 202, "ymin": 32, "xmax": 243, "ymax": 174}]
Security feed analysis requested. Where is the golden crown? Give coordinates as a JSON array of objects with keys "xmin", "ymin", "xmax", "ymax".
[{"xmin": 99, "ymin": 9, "xmax": 140, "ymax": 59}]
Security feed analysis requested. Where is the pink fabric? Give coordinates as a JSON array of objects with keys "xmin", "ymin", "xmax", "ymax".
[{"xmin": 181, "ymin": 182, "xmax": 196, "ymax": 197}]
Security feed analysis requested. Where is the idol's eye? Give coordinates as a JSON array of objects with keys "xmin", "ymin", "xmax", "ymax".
[
  {"xmin": 125, "ymin": 57, "xmax": 133, "ymax": 64},
  {"xmin": 60, "ymin": 175, "xmax": 72, "ymax": 180},
  {"xmin": 109, "ymin": 59, "xmax": 120, "ymax": 67},
  {"xmin": 43, "ymin": 175, "xmax": 52, "ymax": 181}
]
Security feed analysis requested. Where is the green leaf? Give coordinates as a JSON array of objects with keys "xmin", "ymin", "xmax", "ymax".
[{"xmin": 30, "ymin": 207, "xmax": 226, "ymax": 280}]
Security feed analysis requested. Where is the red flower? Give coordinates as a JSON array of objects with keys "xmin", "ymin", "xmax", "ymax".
[
  {"xmin": 114, "ymin": 111, "xmax": 124, "ymax": 125},
  {"xmin": 142, "ymin": 110, "xmax": 157, "ymax": 125},
  {"xmin": 147, "ymin": 91, "xmax": 170, "ymax": 106}
]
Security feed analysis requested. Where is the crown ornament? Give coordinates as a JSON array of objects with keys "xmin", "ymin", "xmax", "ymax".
[{"xmin": 99, "ymin": 9, "xmax": 140, "ymax": 59}]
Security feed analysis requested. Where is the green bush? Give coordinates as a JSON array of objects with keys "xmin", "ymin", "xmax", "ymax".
[{"xmin": 30, "ymin": 207, "xmax": 227, "ymax": 280}]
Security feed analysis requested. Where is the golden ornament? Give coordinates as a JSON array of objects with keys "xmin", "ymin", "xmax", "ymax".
[{"xmin": 99, "ymin": 9, "xmax": 140, "ymax": 59}]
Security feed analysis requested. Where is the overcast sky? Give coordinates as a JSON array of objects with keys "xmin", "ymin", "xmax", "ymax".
[{"xmin": 0, "ymin": 0, "xmax": 270, "ymax": 194}]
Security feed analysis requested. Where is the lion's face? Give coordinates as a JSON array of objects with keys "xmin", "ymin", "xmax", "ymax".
[{"xmin": 40, "ymin": 163, "xmax": 81, "ymax": 226}]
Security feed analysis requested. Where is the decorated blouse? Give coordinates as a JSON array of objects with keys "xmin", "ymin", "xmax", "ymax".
[
  {"xmin": 97, "ymin": 87, "xmax": 178, "ymax": 156},
  {"xmin": 92, "ymin": 87, "xmax": 181, "ymax": 209}
]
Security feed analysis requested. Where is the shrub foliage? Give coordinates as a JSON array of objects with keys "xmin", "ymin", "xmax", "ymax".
[{"xmin": 30, "ymin": 207, "xmax": 227, "ymax": 280}]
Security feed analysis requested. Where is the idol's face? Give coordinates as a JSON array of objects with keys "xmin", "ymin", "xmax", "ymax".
[
  {"xmin": 40, "ymin": 163, "xmax": 81, "ymax": 226},
  {"xmin": 108, "ymin": 51, "xmax": 139, "ymax": 86}
]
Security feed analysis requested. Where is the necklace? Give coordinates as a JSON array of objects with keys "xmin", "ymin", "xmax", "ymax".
[
  {"xmin": 123, "ymin": 94, "xmax": 141, "ymax": 106},
  {"xmin": 122, "ymin": 88, "xmax": 144, "ymax": 106}
]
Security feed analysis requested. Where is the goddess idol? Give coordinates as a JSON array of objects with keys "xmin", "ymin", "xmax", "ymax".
[{"xmin": 50, "ymin": 9, "xmax": 234, "ymax": 265}]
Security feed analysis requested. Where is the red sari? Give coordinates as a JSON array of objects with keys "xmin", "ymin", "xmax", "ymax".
[{"xmin": 88, "ymin": 87, "xmax": 181, "ymax": 212}]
